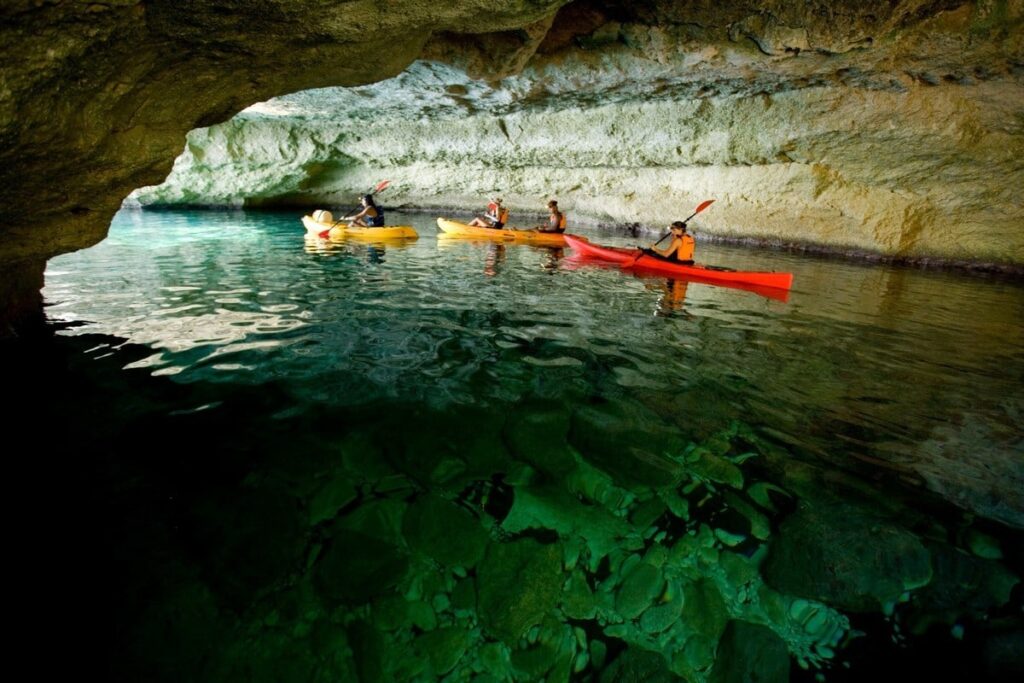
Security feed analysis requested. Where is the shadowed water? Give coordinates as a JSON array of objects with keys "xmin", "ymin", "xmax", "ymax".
[{"xmin": 23, "ymin": 208, "xmax": 1024, "ymax": 681}]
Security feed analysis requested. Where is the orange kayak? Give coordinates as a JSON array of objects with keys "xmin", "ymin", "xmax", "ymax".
[{"xmin": 564, "ymin": 235, "xmax": 794, "ymax": 290}]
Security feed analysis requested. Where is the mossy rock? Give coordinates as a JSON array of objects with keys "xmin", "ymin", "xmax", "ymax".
[
  {"xmin": 709, "ymin": 620, "xmax": 790, "ymax": 683},
  {"xmin": 763, "ymin": 502, "xmax": 932, "ymax": 613},
  {"xmin": 477, "ymin": 538, "xmax": 563, "ymax": 644},
  {"xmin": 401, "ymin": 494, "xmax": 488, "ymax": 568}
]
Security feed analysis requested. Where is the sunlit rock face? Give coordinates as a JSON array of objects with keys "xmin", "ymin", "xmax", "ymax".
[
  {"xmin": 132, "ymin": 1, "xmax": 1024, "ymax": 266},
  {"xmin": 1, "ymin": 1, "xmax": 1023, "ymax": 328}
]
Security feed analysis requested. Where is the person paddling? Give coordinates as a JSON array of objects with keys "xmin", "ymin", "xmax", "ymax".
[
  {"xmin": 646, "ymin": 221, "xmax": 694, "ymax": 264},
  {"xmin": 469, "ymin": 197, "xmax": 510, "ymax": 229},
  {"xmin": 344, "ymin": 194, "xmax": 385, "ymax": 227},
  {"xmin": 536, "ymin": 200, "xmax": 566, "ymax": 233}
]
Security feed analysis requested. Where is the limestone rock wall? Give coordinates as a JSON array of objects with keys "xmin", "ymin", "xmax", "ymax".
[{"xmin": 2, "ymin": 0, "xmax": 1023, "ymax": 328}]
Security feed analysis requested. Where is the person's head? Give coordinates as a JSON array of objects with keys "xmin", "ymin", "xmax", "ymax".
[
  {"xmin": 547, "ymin": 200, "xmax": 558, "ymax": 212},
  {"xmin": 670, "ymin": 221, "xmax": 687, "ymax": 235},
  {"xmin": 362, "ymin": 194, "xmax": 377, "ymax": 207},
  {"xmin": 492, "ymin": 197, "xmax": 503, "ymax": 205}
]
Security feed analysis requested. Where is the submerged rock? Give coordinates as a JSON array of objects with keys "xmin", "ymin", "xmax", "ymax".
[
  {"xmin": 600, "ymin": 647, "xmax": 683, "ymax": 683},
  {"xmin": 477, "ymin": 538, "xmax": 563, "ymax": 644},
  {"xmin": 763, "ymin": 502, "xmax": 932, "ymax": 612},
  {"xmin": 401, "ymin": 494, "xmax": 488, "ymax": 568},
  {"xmin": 709, "ymin": 620, "xmax": 790, "ymax": 683}
]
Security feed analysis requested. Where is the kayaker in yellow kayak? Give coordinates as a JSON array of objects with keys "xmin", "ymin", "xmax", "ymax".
[
  {"xmin": 344, "ymin": 195, "xmax": 385, "ymax": 227},
  {"xmin": 536, "ymin": 200, "xmax": 567, "ymax": 233},
  {"xmin": 647, "ymin": 221, "xmax": 695, "ymax": 264},
  {"xmin": 469, "ymin": 197, "xmax": 510, "ymax": 229}
]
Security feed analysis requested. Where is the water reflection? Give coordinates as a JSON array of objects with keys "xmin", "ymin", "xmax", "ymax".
[{"xmin": 35, "ymin": 209, "xmax": 1024, "ymax": 681}]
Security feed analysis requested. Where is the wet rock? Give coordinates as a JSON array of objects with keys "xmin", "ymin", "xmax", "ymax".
[
  {"xmin": 308, "ymin": 473, "xmax": 358, "ymax": 526},
  {"xmin": 911, "ymin": 543, "xmax": 1019, "ymax": 626},
  {"xmin": 401, "ymin": 494, "xmax": 488, "ymax": 568},
  {"xmin": 503, "ymin": 399, "xmax": 577, "ymax": 478},
  {"xmin": 709, "ymin": 620, "xmax": 790, "ymax": 683},
  {"xmin": 681, "ymin": 579, "xmax": 729, "ymax": 643},
  {"xmin": 451, "ymin": 576, "xmax": 477, "ymax": 613},
  {"xmin": 477, "ymin": 538, "xmax": 563, "ymax": 644},
  {"xmin": 562, "ymin": 570, "xmax": 598, "ymax": 620},
  {"xmin": 763, "ymin": 502, "xmax": 932, "ymax": 612},
  {"xmin": 414, "ymin": 626, "xmax": 471, "ymax": 676},
  {"xmin": 685, "ymin": 446, "xmax": 744, "ymax": 489},
  {"xmin": 616, "ymin": 560, "xmax": 665, "ymax": 620},
  {"xmin": 569, "ymin": 397, "xmax": 686, "ymax": 488},
  {"xmin": 186, "ymin": 488, "xmax": 305, "ymax": 607},
  {"xmin": 313, "ymin": 528, "xmax": 409, "ymax": 605},
  {"xmin": 600, "ymin": 647, "xmax": 683, "ymax": 683},
  {"xmin": 347, "ymin": 620, "xmax": 388, "ymax": 683}
]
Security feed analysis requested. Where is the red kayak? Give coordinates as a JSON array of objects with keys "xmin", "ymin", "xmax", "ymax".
[{"xmin": 564, "ymin": 235, "xmax": 794, "ymax": 291}]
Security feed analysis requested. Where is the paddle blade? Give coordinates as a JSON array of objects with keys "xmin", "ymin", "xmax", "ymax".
[
  {"xmin": 693, "ymin": 199, "xmax": 715, "ymax": 215},
  {"xmin": 318, "ymin": 229, "xmax": 330, "ymax": 239},
  {"xmin": 374, "ymin": 180, "xmax": 391, "ymax": 194}
]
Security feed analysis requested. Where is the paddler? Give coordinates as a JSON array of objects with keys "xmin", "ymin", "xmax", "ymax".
[
  {"xmin": 535, "ymin": 200, "xmax": 567, "ymax": 233},
  {"xmin": 647, "ymin": 221, "xmax": 694, "ymax": 264},
  {"xmin": 469, "ymin": 197, "xmax": 510, "ymax": 229},
  {"xmin": 344, "ymin": 194, "xmax": 385, "ymax": 227}
]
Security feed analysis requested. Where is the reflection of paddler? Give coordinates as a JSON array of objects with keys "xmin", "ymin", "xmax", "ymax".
[
  {"xmin": 484, "ymin": 242, "xmax": 506, "ymax": 277},
  {"xmin": 644, "ymin": 277, "xmax": 689, "ymax": 315},
  {"xmin": 540, "ymin": 247, "xmax": 565, "ymax": 272}
]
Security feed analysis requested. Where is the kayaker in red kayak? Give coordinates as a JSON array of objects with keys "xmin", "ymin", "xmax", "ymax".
[
  {"xmin": 469, "ymin": 197, "xmax": 510, "ymax": 229},
  {"xmin": 536, "ymin": 200, "xmax": 567, "ymax": 233},
  {"xmin": 646, "ymin": 221, "xmax": 694, "ymax": 264}
]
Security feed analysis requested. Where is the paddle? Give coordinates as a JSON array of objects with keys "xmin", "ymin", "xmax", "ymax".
[
  {"xmin": 622, "ymin": 199, "xmax": 715, "ymax": 267},
  {"xmin": 318, "ymin": 180, "xmax": 391, "ymax": 238}
]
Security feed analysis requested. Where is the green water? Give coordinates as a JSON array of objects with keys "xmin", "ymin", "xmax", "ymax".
[{"xmin": 27, "ymin": 209, "xmax": 1024, "ymax": 681}]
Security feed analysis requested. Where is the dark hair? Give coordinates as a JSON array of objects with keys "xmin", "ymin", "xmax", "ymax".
[
  {"xmin": 363, "ymin": 194, "xmax": 377, "ymax": 207},
  {"xmin": 548, "ymin": 200, "xmax": 558, "ymax": 208},
  {"xmin": 671, "ymin": 221, "xmax": 687, "ymax": 231}
]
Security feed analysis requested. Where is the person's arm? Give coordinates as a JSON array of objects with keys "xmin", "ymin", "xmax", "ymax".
[
  {"xmin": 345, "ymin": 207, "xmax": 369, "ymax": 220},
  {"xmin": 652, "ymin": 238, "xmax": 679, "ymax": 258}
]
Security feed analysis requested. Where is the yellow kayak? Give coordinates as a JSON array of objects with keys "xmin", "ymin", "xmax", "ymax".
[
  {"xmin": 436, "ymin": 218, "xmax": 570, "ymax": 246},
  {"xmin": 302, "ymin": 215, "xmax": 418, "ymax": 240}
]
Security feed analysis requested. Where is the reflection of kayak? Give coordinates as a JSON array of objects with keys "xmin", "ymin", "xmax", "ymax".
[
  {"xmin": 301, "ymin": 215, "xmax": 418, "ymax": 240},
  {"xmin": 436, "ymin": 218, "xmax": 572, "ymax": 246},
  {"xmin": 564, "ymin": 235, "xmax": 794, "ymax": 291}
]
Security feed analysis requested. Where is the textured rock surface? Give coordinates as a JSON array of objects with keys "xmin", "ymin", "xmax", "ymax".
[{"xmin": 132, "ymin": 1, "xmax": 1024, "ymax": 269}]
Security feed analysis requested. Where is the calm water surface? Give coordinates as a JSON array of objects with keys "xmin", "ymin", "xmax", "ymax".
[{"xmin": 35, "ymin": 209, "xmax": 1024, "ymax": 681}]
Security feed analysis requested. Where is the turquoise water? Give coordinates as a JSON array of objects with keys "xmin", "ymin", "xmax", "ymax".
[{"xmin": 34, "ymin": 209, "xmax": 1024, "ymax": 681}]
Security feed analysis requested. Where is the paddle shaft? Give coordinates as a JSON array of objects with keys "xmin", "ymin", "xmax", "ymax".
[{"xmin": 651, "ymin": 203, "xmax": 711, "ymax": 247}]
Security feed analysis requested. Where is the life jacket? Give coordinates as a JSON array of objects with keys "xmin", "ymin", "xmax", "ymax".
[
  {"xmin": 550, "ymin": 211, "xmax": 567, "ymax": 232},
  {"xmin": 498, "ymin": 208, "xmax": 510, "ymax": 225},
  {"xmin": 676, "ymin": 234, "xmax": 695, "ymax": 261},
  {"xmin": 366, "ymin": 207, "xmax": 385, "ymax": 227}
]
